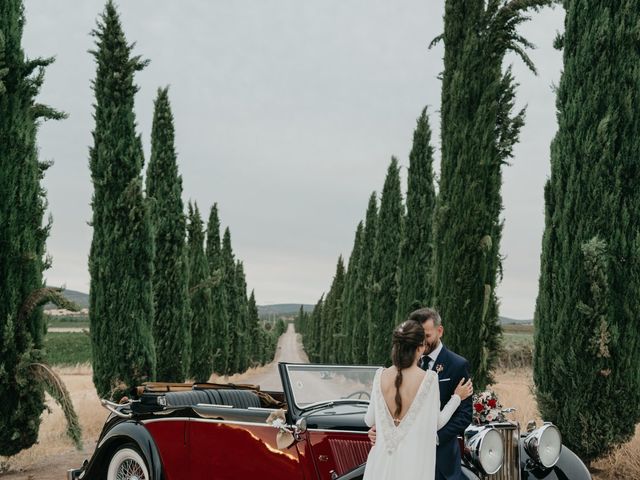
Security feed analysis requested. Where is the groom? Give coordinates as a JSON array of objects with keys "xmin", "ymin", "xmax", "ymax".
[
  {"xmin": 368, "ymin": 307, "xmax": 472, "ymax": 480},
  {"xmin": 411, "ymin": 308, "xmax": 472, "ymax": 480}
]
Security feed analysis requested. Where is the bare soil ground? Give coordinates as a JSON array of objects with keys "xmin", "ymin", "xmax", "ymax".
[{"xmin": 1, "ymin": 327, "xmax": 637, "ymax": 479}]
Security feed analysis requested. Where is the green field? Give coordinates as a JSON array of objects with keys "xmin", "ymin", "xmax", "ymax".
[
  {"xmin": 44, "ymin": 332, "xmax": 92, "ymax": 365},
  {"xmin": 46, "ymin": 314, "xmax": 90, "ymax": 329}
]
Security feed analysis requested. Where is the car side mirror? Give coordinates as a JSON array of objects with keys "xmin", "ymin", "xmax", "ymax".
[{"xmin": 294, "ymin": 418, "xmax": 307, "ymax": 440}]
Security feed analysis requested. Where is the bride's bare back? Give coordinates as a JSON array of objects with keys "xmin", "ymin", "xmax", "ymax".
[{"xmin": 380, "ymin": 365, "xmax": 426, "ymax": 424}]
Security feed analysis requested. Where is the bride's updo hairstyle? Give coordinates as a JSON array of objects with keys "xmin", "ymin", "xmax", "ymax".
[{"xmin": 391, "ymin": 320, "xmax": 425, "ymax": 420}]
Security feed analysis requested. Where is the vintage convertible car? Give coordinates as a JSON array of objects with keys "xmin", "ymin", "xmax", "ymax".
[{"xmin": 68, "ymin": 363, "xmax": 591, "ymax": 479}]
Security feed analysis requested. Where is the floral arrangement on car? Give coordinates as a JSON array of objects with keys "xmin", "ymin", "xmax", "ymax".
[
  {"xmin": 266, "ymin": 409, "xmax": 295, "ymax": 449},
  {"xmin": 472, "ymin": 390, "xmax": 506, "ymax": 425}
]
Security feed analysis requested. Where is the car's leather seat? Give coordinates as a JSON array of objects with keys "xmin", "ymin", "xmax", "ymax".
[{"xmin": 163, "ymin": 389, "xmax": 261, "ymax": 409}]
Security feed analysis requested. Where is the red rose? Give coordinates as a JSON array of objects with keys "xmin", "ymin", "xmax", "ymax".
[
  {"xmin": 488, "ymin": 399, "xmax": 497, "ymax": 408},
  {"xmin": 474, "ymin": 403, "xmax": 484, "ymax": 413}
]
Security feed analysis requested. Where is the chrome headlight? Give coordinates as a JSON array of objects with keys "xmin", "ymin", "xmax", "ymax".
[
  {"xmin": 466, "ymin": 427, "xmax": 504, "ymax": 475},
  {"xmin": 524, "ymin": 423, "xmax": 562, "ymax": 468}
]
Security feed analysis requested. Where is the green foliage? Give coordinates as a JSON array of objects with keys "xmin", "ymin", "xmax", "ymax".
[
  {"xmin": 534, "ymin": 0, "xmax": 640, "ymax": 460},
  {"xmin": 396, "ymin": 108, "xmax": 436, "ymax": 322},
  {"xmin": 30, "ymin": 362, "xmax": 82, "ymax": 450},
  {"xmin": 351, "ymin": 194, "xmax": 378, "ymax": 364},
  {"xmin": 44, "ymin": 332, "xmax": 92, "ymax": 366},
  {"xmin": 248, "ymin": 291, "xmax": 263, "ymax": 367},
  {"xmin": 0, "ymin": 0, "xmax": 72, "ymax": 456},
  {"xmin": 88, "ymin": 1, "xmax": 155, "ymax": 399},
  {"xmin": 187, "ymin": 203, "xmax": 214, "ymax": 382},
  {"xmin": 433, "ymin": 0, "xmax": 547, "ymax": 390},
  {"xmin": 147, "ymin": 86, "xmax": 189, "ymax": 382},
  {"xmin": 234, "ymin": 261, "xmax": 250, "ymax": 373},
  {"xmin": 368, "ymin": 158, "xmax": 404, "ymax": 366},
  {"xmin": 321, "ymin": 257, "xmax": 346, "ymax": 363},
  {"xmin": 206, "ymin": 204, "xmax": 229, "ymax": 374},
  {"xmin": 339, "ymin": 222, "xmax": 363, "ymax": 364},
  {"xmin": 221, "ymin": 228, "xmax": 238, "ymax": 375}
]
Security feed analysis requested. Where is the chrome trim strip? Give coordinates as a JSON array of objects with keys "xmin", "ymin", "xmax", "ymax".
[
  {"xmin": 308, "ymin": 428, "xmax": 367, "ymax": 434},
  {"xmin": 195, "ymin": 403, "xmax": 233, "ymax": 408},
  {"xmin": 190, "ymin": 418, "xmax": 275, "ymax": 427}
]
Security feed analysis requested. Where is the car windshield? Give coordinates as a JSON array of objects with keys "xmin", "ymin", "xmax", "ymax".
[{"xmin": 285, "ymin": 364, "xmax": 380, "ymax": 410}]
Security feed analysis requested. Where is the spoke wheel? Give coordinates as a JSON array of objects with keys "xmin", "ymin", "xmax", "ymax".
[{"xmin": 107, "ymin": 446, "xmax": 150, "ymax": 480}]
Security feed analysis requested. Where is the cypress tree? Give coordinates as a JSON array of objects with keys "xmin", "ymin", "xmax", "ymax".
[
  {"xmin": 308, "ymin": 295, "xmax": 324, "ymax": 363},
  {"xmin": 248, "ymin": 291, "xmax": 261, "ymax": 366},
  {"xmin": 146, "ymin": 87, "xmax": 189, "ymax": 382},
  {"xmin": 206, "ymin": 204, "xmax": 228, "ymax": 374},
  {"xmin": 187, "ymin": 203, "xmax": 213, "ymax": 382},
  {"xmin": 221, "ymin": 228, "xmax": 237, "ymax": 375},
  {"xmin": 432, "ymin": 0, "xmax": 548, "ymax": 389},
  {"xmin": 534, "ymin": 0, "xmax": 640, "ymax": 461},
  {"xmin": 339, "ymin": 222, "xmax": 363, "ymax": 364},
  {"xmin": 396, "ymin": 107, "xmax": 436, "ymax": 321},
  {"xmin": 0, "ymin": 0, "xmax": 81, "ymax": 455},
  {"xmin": 88, "ymin": 1, "xmax": 155, "ymax": 398},
  {"xmin": 351, "ymin": 193, "xmax": 378, "ymax": 364},
  {"xmin": 234, "ymin": 260, "xmax": 250, "ymax": 373},
  {"xmin": 368, "ymin": 158, "xmax": 404, "ymax": 366},
  {"xmin": 321, "ymin": 257, "xmax": 345, "ymax": 363}
]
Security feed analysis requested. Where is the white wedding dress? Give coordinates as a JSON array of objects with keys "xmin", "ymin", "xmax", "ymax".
[{"xmin": 363, "ymin": 368, "xmax": 461, "ymax": 480}]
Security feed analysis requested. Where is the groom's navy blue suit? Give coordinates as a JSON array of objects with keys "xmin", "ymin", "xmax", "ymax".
[{"xmin": 421, "ymin": 345, "xmax": 472, "ymax": 480}]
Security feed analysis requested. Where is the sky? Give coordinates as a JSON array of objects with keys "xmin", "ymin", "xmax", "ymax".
[{"xmin": 22, "ymin": 1, "xmax": 564, "ymax": 318}]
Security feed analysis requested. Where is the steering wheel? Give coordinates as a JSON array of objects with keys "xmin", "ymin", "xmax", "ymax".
[{"xmin": 345, "ymin": 390, "xmax": 370, "ymax": 400}]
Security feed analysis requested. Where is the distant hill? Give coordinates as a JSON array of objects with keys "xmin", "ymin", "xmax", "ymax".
[
  {"xmin": 44, "ymin": 288, "xmax": 90, "ymax": 310},
  {"xmin": 258, "ymin": 304, "xmax": 314, "ymax": 317},
  {"xmin": 499, "ymin": 316, "xmax": 533, "ymax": 325}
]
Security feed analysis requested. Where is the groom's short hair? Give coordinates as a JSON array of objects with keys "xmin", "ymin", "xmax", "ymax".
[{"xmin": 408, "ymin": 307, "xmax": 442, "ymax": 327}]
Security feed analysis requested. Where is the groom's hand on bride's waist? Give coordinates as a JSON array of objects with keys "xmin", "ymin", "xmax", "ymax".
[{"xmin": 368, "ymin": 426, "xmax": 377, "ymax": 445}]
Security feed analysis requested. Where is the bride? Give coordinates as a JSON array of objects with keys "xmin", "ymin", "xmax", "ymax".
[{"xmin": 363, "ymin": 320, "xmax": 473, "ymax": 480}]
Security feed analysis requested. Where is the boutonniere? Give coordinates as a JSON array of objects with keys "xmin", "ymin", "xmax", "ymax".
[{"xmin": 435, "ymin": 364, "xmax": 444, "ymax": 374}]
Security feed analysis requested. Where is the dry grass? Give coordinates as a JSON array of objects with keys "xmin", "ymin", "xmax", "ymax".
[
  {"xmin": 0, "ymin": 364, "xmax": 105, "ymax": 474},
  {"xmin": 492, "ymin": 368, "xmax": 640, "ymax": 480}
]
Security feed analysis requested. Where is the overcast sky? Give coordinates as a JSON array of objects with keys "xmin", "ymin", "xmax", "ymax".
[{"xmin": 22, "ymin": 1, "xmax": 564, "ymax": 318}]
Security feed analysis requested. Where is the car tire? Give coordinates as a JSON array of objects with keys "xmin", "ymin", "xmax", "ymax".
[{"xmin": 106, "ymin": 444, "xmax": 151, "ymax": 480}]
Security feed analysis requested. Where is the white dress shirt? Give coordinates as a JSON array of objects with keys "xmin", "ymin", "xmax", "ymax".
[{"xmin": 424, "ymin": 341, "xmax": 444, "ymax": 371}]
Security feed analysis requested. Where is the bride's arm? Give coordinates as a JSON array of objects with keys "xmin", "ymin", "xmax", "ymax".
[
  {"xmin": 437, "ymin": 377, "xmax": 472, "ymax": 429},
  {"xmin": 437, "ymin": 393, "xmax": 461, "ymax": 430},
  {"xmin": 365, "ymin": 395, "xmax": 375, "ymax": 427},
  {"xmin": 365, "ymin": 369, "xmax": 382, "ymax": 427}
]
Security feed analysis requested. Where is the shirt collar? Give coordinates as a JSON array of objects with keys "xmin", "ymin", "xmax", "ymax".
[{"xmin": 428, "ymin": 341, "xmax": 444, "ymax": 362}]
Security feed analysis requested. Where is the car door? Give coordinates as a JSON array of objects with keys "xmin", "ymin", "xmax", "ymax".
[{"xmin": 187, "ymin": 405, "xmax": 307, "ymax": 479}]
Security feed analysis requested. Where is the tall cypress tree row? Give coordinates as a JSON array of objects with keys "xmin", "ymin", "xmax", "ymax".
[
  {"xmin": 308, "ymin": 295, "xmax": 324, "ymax": 362},
  {"xmin": 221, "ymin": 227, "xmax": 237, "ymax": 375},
  {"xmin": 432, "ymin": 0, "xmax": 548, "ymax": 389},
  {"xmin": 351, "ymin": 193, "xmax": 378, "ymax": 364},
  {"xmin": 146, "ymin": 87, "xmax": 189, "ymax": 382},
  {"xmin": 368, "ymin": 158, "xmax": 404, "ymax": 366},
  {"xmin": 534, "ymin": 0, "xmax": 640, "ymax": 460},
  {"xmin": 206, "ymin": 204, "xmax": 229, "ymax": 374},
  {"xmin": 396, "ymin": 107, "xmax": 436, "ymax": 321},
  {"xmin": 88, "ymin": 1, "xmax": 155, "ymax": 398},
  {"xmin": 234, "ymin": 260, "xmax": 250, "ymax": 373},
  {"xmin": 320, "ymin": 257, "xmax": 345, "ymax": 363},
  {"xmin": 0, "ymin": 0, "xmax": 77, "ymax": 455},
  {"xmin": 187, "ymin": 203, "xmax": 213, "ymax": 382},
  {"xmin": 248, "ymin": 290, "xmax": 262, "ymax": 366},
  {"xmin": 339, "ymin": 222, "xmax": 363, "ymax": 364}
]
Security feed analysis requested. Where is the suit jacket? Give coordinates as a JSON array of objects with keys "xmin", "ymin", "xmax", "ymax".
[{"xmin": 421, "ymin": 345, "xmax": 472, "ymax": 480}]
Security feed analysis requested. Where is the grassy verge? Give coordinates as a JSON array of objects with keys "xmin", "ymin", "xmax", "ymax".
[
  {"xmin": 44, "ymin": 332, "xmax": 92, "ymax": 366},
  {"xmin": 45, "ymin": 314, "xmax": 89, "ymax": 329}
]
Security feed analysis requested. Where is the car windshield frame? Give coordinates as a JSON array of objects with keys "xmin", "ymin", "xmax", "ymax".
[{"xmin": 283, "ymin": 364, "xmax": 381, "ymax": 412}]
